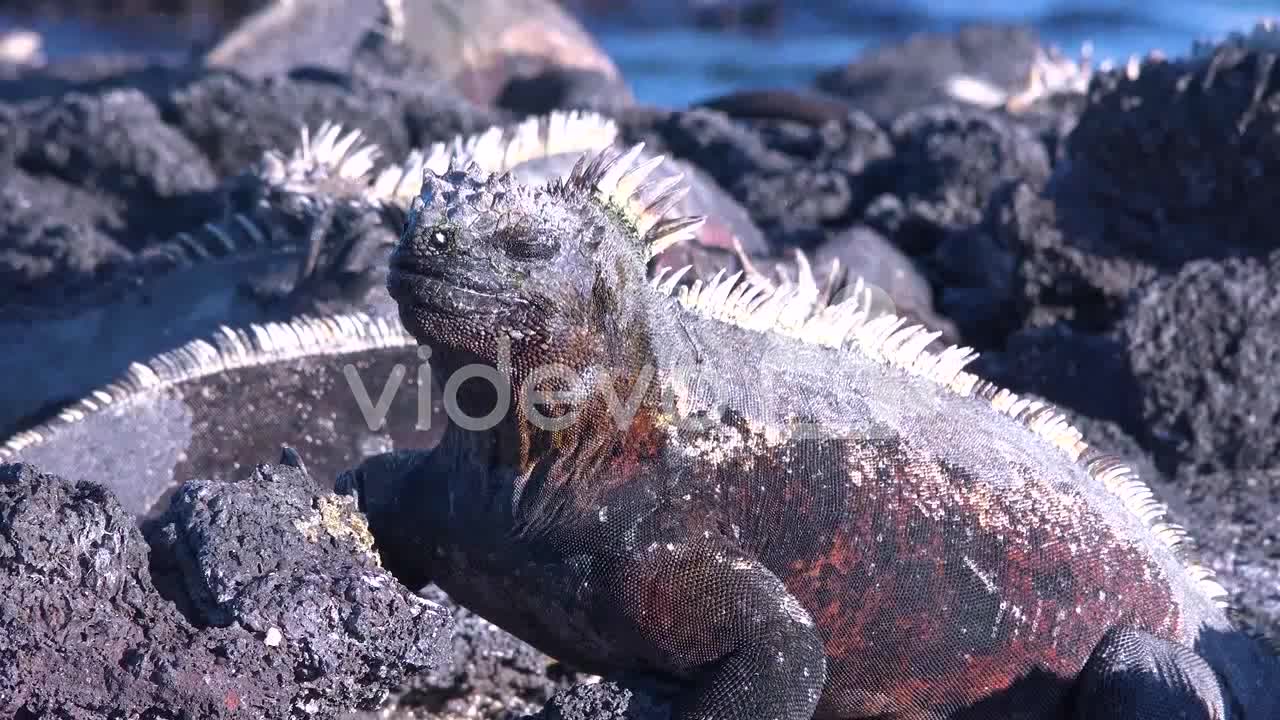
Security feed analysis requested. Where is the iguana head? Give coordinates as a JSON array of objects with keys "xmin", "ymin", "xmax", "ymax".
[{"xmin": 387, "ymin": 144, "xmax": 705, "ymax": 369}]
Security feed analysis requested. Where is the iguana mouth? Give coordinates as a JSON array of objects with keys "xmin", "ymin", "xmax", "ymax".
[{"xmin": 387, "ymin": 261, "xmax": 509, "ymax": 318}]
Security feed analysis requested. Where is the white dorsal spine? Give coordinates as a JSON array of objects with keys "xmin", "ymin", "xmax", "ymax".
[
  {"xmin": 368, "ymin": 110, "xmax": 620, "ymax": 204},
  {"xmin": 546, "ymin": 143, "xmax": 1231, "ymax": 610},
  {"xmin": 0, "ymin": 314, "xmax": 416, "ymax": 459},
  {"xmin": 560, "ymin": 143, "xmax": 706, "ymax": 258},
  {"xmin": 260, "ymin": 121, "xmax": 383, "ymax": 194}
]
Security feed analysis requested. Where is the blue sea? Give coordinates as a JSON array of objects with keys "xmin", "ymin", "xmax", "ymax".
[
  {"xmin": 3, "ymin": 0, "xmax": 1277, "ymax": 109},
  {"xmin": 580, "ymin": 0, "xmax": 1280, "ymax": 106}
]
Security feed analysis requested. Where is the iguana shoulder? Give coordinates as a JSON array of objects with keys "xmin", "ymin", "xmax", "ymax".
[{"xmin": 350, "ymin": 144, "xmax": 1280, "ymax": 720}]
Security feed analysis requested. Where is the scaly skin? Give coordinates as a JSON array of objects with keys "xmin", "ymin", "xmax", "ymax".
[{"xmin": 343, "ymin": 146, "xmax": 1280, "ymax": 719}]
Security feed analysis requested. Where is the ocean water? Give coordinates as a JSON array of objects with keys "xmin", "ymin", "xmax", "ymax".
[
  {"xmin": 3, "ymin": 1, "xmax": 1277, "ymax": 109},
  {"xmin": 580, "ymin": 0, "xmax": 1280, "ymax": 106}
]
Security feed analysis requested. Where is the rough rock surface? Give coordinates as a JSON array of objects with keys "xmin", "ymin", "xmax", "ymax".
[
  {"xmin": 0, "ymin": 458, "xmax": 452, "ymax": 718},
  {"xmin": 880, "ymin": 105, "xmax": 1051, "ymax": 251},
  {"xmin": 379, "ymin": 585, "xmax": 589, "ymax": 718},
  {"xmin": 1059, "ymin": 43, "xmax": 1280, "ymax": 264},
  {"xmin": 519, "ymin": 681, "xmax": 671, "ymax": 720},
  {"xmin": 0, "ymin": 64, "xmax": 501, "ymax": 308},
  {"xmin": 1171, "ymin": 467, "xmax": 1280, "ymax": 642},
  {"xmin": 814, "ymin": 24, "xmax": 1077, "ymax": 123},
  {"xmin": 626, "ymin": 107, "xmax": 894, "ymax": 246},
  {"xmin": 614, "ymin": 99, "xmax": 1048, "ymax": 341},
  {"xmin": 1121, "ymin": 255, "xmax": 1280, "ymax": 476}
]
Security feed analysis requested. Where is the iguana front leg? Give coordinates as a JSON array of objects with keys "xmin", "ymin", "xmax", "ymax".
[
  {"xmin": 598, "ymin": 538, "xmax": 828, "ymax": 720},
  {"xmin": 341, "ymin": 452, "xmax": 827, "ymax": 718},
  {"xmin": 1071, "ymin": 626, "xmax": 1227, "ymax": 720}
]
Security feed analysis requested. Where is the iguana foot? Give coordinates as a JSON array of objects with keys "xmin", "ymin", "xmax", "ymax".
[
  {"xmin": 1072, "ymin": 626, "xmax": 1227, "ymax": 720},
  {"xmin": 603, "ymin": 543, "xmax": 828, "ymax": 720}
]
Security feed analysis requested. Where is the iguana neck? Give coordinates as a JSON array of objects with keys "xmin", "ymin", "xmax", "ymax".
[{"xmin": 423, "ymin": 291, "xmax": 707, "ymax": 529}]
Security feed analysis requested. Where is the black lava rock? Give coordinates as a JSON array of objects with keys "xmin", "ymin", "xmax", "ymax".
[
  {"xmin": 972, "ymin": 253, "xmax": 1280, "ymax": 466},
  {"xmin": 1059, "ymin": 43, "xmax": 1280, "ymax": 265},
  {"xmin": 0, "ymin": 457, "xmax": 453, "ymax": 718},
  {"xmin": 0, "ymin": 61, "xmax": 499, "ymax": 310},
  {"xmin": 1121, "ymin": 253, "xmax": 1280, "ymax": 476},
  {"xmin": 1171, "ymin": 467, "xmax": 1280, "ymax": 641},
  {"xmin": 521, "ymin": 680, "xmax": 671, "ymax": 720},
  {"xmin": 871, "ymin": 104, "xmax": 1050, "ymax": 256},
  {"xmin": 392, "ymin": 584, "xmax": 589, "ymax": 717},
  {"xmin": 815, "ymin": 24, "xmax": 1049, "ymax": 123}
]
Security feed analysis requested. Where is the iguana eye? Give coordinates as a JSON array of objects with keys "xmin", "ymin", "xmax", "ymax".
[
  {"xmin": 428, "ymin": 227, "xmax": 454, "ymax": 247},
  {"xmin": 500, "ymin": 229, "xmax": 559, "ymax": 261}
]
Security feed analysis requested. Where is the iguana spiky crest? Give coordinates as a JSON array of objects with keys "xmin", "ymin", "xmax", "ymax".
[
  {"xmin": 280, "ymin": 108, "xmax": 770, "ymax": 265},
  {"xmin": 260, "ymin": 121, "xmax": 383, "ymax": 196},
  {"xmin": 270, "ymin": 110, "xmax": 622, "ymax": 208},
  {"xmin": 0, "ymin": 312, "xmax": 414, "ymax": 461},
  {"xmin": 558, "ymin": 142, "xmax": 707, "ymax": 256},
  {"xmin": 370, "ymin": 109, "xmax": 620, "ymax": 205}
]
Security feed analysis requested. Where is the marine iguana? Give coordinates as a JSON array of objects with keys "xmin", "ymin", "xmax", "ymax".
[
  {"xmin": 342, "ymin": 144, "xmax": 1280, "ymax": 719},
  {"xmin": 0, "ymin": 108, "xmax": 762, "ymax": 436}
]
